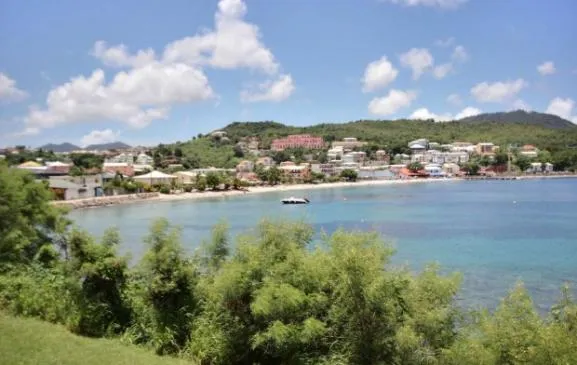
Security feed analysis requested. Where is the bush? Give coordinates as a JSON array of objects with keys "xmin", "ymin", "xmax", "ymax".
[
  {"xmin": 183, "ymin": 185, "xmax": 193, "ymax": 193},
  {"xmin": 159, "ymin": 186, "xmax": 171, "ymax": 194}
]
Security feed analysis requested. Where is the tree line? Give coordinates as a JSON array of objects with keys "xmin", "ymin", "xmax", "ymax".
[{"xmin": 0, "ymin": 162, "xmax": 576, "ymax": 364}]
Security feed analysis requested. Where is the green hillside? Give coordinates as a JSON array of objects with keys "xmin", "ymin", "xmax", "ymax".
[{"xmin": 0, "ymin": 314, "xmax": 194, "ymax": 365}]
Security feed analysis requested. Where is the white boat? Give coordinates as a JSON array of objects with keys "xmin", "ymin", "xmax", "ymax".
[{"xmin": 281, "ymin": 197, "xmax": 310, "ymax": 204}]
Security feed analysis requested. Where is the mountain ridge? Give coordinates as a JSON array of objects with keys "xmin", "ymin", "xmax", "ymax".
[
  {"xmin": 456, "ymin": 110, "xmax": 574, "ymax": 129},
  {"xmin": 38, "ymin": 141, "xmax": 132, "ymax": 152}
]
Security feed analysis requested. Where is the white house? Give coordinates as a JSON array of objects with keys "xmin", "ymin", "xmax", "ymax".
[{"xmin": 136, "ymin": 153, "xmax": 154, "ymax": 165}]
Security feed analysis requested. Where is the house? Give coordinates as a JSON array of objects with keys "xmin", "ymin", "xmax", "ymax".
[
  {"xmin": 408, "ymin": 138, "xmax": 429, "ymax": 152},
  {"xmin": 236, "ymin": 160, "xmax": 255, "ymax": 173},
  {"xmin": 375, "ymin": 150, "xmax": 389, "ymax": 162},
  {"xmin": 328, "ymin": 146, "xmax": 344, "ymax": 161},
  {"xmin": 311, "ymin": 163, "xmax": 337, "ymax": 176},
  {"xmin": 526, "ymin": 162, "xmax": 553, "ymax": 173},
  {"xmin": 270, "ymin": 134, "xmax": 324, "ymax": 151},
  {"xmin": 256, "ymin": 156, "xmax": 275, "ymax": 168},
  {"xmin": 105, "ymin": 153, "xmax": 134, "ymax": 164},
  {"xmin": 278, "ymin": 163, "xmax": 311, "ymax": 181},
  {"xmin": 399, "ymin": 167, "xmax": 429, "ymax": 178},
  {"xmin": 48, "ymin": 179, "xmax": 100, "ymax": 200},
  {"xmin": 519, "ymin": 144, "xmax": 539, "ymax": 158},
  {"xmin": 475, "ymin": 143, "xmax": 499, "ymax": 156},
  {"xmin": 102, "ymin": 162, "xmax": 135, "ymax": 177},
  {"xmin": 442, "ymin": 163, "xmax": 460, "ymax": 175},
  {"xmin": 174, "ymin": 171, "xmax": 197, "ymax": 185},
  {"xmin": 135, "ymin": 153, "xmax": 154, "ymax": 165},
  {"xmin": 450, "ymin": 142, "xmax": 476, "ymax": 153},
  {"xmin": 424, "ymin": 164, "xmax": 445, "ymax": 177},
  {"xmin": 331, "ymin": 137, "xmax": 368, "ymax": 151}
]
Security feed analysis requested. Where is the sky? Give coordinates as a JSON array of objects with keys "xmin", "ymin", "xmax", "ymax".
[{"xmin": 1, "ymin": 0, "xmax": 576, "ymax": 148}]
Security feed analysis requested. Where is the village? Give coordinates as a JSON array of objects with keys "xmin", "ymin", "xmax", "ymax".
[{"xmin": 1, "ymin": 132, "xmax": 560, "ymax": 201}]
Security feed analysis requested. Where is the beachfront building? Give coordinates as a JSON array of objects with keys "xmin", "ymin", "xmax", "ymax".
[
  {"xmin": 174, "ymin": 171, "xmax": 197, "ymax": 185},
  {"xmin": 442, "ymin": 163, "xmax": 461, "ymax": 175},
  {"xmin": 311, "ymin": 163, "xmax": 337, "ymax": 177},
  {"xmin": 278, "ymin": 162, "xmax": 311, "ymax": 181},
  {"xmin": 424, "ymin": 164, "xmax": 445, "ymax": 177},
  {"xmin": 331, "ymin": 137, "xmax": 368, "ymax": 151},
  {"xmin": 133, "ymin": 171, "xmax": 177, "ymax": 185},
  {"xmin": 526, "ymin": 162, "xmax": 553, "ymax": 173},
  {"xmin": 270, "ymin": 134, "xmax": 324, "ymax": 151},
  {"xmin": 475, "ymin": 143, "xmax": 499, "ymax": 156}
]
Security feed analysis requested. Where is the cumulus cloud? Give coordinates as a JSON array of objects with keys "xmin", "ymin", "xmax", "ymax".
[
  {"xmin": 0, "ymin": 72, "xmax": 28, "ymax": 102},
  {"xmin": 447, "ymin": 93, "xmax": 462, "ymax": 106},
  {"xmin": 408, "ymin": 106, "xmax": 481, "ymax": 121},
  {"xmin": 433, "ymin": 63, "xmax": 453, "ymax": 79},
  {"xmin": 537, "ymin": 61, "xmax": 555, "ymax": 76},
  {"xmin": 470, "ymin": 79, "xmax": 528, "ymax": 103},
  {"xmin": 17, "ymin": 0, "xmax": 293, "ymax": 135},
  {"xmin": 240, "ymin": 74, "xmax": 295, "ymax": 102},
  {"xmin": 511, "ymin": 99, "xmax": 531, "ymax": 111},
  {"xmin": 361, "ymin": 56, "xmax": 399, "ymax": 92},
  {"xmin": 451, "ymin": 45, "xmax": 468, "ymax": 62},
  {"xmin": 368, "ymin": 89, "xmax": 417, "ymax": 116},
  {"xmin": 385, "ymin": 0, "xmax": 468, "ymax": 9},
  {"xmin": 546, "ymin": 97, "xmax": 577, "ymax": 123},
  {"xmin": 399, "ymin": 48, "xmax": 434, "ymax": 80},
  {"xmin": 81, "ymin": 129, "xmax": 120, "ymax": 147}
]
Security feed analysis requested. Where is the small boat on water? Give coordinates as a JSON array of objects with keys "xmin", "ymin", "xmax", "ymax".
[{"xmin": 281, "ymin": 197, "xmax": 310, "ymax": 205}]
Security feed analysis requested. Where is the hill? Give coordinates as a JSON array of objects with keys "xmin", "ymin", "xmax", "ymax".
[
  {"xmin": 0, "ymin": 314, "xmax": 193, "ymax": 365},
  {"xmin": 84, "ymin": 141, "xmax": 132, "ymax": 151},
  {"xmin": 38, "ymin": 142, "xmax": 80, "ymax": 153},
  {"xmin": 457, "ymin": 110, "xmax": 575, "ymax": 129}
]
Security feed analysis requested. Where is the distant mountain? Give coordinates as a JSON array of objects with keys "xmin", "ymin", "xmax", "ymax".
[
  {"xmin": 38, "ymin": 142, "xmax": 80, "ymax": 153},
  {"xmin": 84, "ymin": 141, "xmax": 132, "ymax": 151},
  {"xmin": 457, "ymin": 110, "xmax": 575, "ymax": 129}
]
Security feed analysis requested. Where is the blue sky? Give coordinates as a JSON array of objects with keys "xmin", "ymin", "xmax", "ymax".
[{"xmin": 1, "ymin": 0, "xmax": 576, "ymax": 148}]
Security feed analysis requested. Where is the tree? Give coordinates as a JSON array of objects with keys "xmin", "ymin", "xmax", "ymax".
[
  {"xmin": 514, "ymin": 155, "xmax": 531, "ymax": 172},
  {"xmin": 266, "ymin": 166, "xmax": 282, "ymax": 185},
  {"xmin": 340, "ymin": 168, "xmax": 358, "ymax": 182},
  {"xmin": 463, "ymin": 161, "xmax": 480, "ymax": 175},
  {"xmin": 195, "ymin": 175, "xmax": 207, "ymax": 192},
  {"xmin": 233, "ymin": 144, "xmax": 244, "ymax": 158},
  {"xmin": 205, "ymin": 172, "xmax": 222, "ymax": 190},
  {"xmin": 0, "ymin": 164, "xmax": 70, "ymax": 268},
  {"xmin": 69, "ymin": 166, "xmax": 85, "ymax": 176},
  {"xmin": 407, "ymin": 162, "xmax": 423, "ymax": 173},
  {"xmin": 174, "ymin": 147, "xmax": 183, "ymax": 158},
  {"xmin": 493, "ymin": 151, "xmax": 509, "ymax": 166}
]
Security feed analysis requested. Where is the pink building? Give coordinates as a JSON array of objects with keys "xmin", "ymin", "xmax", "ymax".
[{"xmin": 270, "ymin": 134, "xmax": 324, "ymax": 151}]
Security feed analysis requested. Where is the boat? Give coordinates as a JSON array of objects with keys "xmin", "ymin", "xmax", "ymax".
[{"xmin": 281, "ymin": 197, "xmax": 310, "ymax": 205}]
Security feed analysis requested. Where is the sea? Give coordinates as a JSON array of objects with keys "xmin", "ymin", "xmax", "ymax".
[{"xmin": 69, "ymin": 178, "xmax": 577, "ymax": 312}]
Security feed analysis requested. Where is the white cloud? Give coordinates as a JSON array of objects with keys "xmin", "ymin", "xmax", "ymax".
[
  {"xmin": 23, "ymin": 63, "xmax": 213, "ymax": 131},
  {"xmin": 447, "ymin": 93, "xmax": 462, "ymax": 106},
  {"xmin": 546, "ymin": 97, "xmax": 577, "ymax": 123},
  {"xmin": 537, "ymin": 61, "xmax": 555, "ymax": 76},
  {"xmin": 454, "ymin": 106, "xmax": 481, "ymax": 119},
  {"xmin": 162, "ymin": 0, "xmax": 279, "ymax": 74},
  {"xmin": 435, "ymin": 37, "xmax": 455, "ymax": 47},
  {"xmin": 81, "ymin": 129, "xmax": 120, "ymax": 147},
  {"xmin": 361, "ymin": 56, "xmax": 399, "ymax": 92},
  {"xmin": 0, "ymin": 72, "xmax": 28, "ymax": 102},
  {"xmin": 511, "ymin": 99, "xmax": 531, "ymax": 111},
  {"xmin": 386, "ymin": 0, "xmax": 467, "ymax": 9},
  {"xmin": 240, "ymin": 74, "xmax": 294, "ymax": 102},
  {"xmin": 368, "ymin": 89, "xmax": 417, "ymax": 116},
  {"xmin": 408, "ymin": 105, "xmax": 481, "ymax": 121},
  {"xmin": 410, "ymin": 108, "xmax": 452, "ymax": 121},
  {"xmin": 19, "ymin": 0, "xmax": 293, "ymax": 135},
  {"xmin": 433, "ymin": 63, "xmax": 453, "ymax": 79},
  {"xmin": 470, "ymin": 79, "xmax": 528, "ymax": 103},
  {"xmin": 399, "ymin": 48, "xmax": 434, "ymax": 80},
  {"xmin": 451, "ymin": 45, "xmax": 468, "ymax": 62}
]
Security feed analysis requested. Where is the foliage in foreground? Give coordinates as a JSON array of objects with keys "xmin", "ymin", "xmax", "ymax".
[{"xmin": 1, "ymin": 162, "xmax": 577, "ymax": 365}]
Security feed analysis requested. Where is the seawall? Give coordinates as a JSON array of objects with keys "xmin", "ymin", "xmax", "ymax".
[{"xmin": 51, "ymin": 192, "xmax": 160, "ymax": 210}]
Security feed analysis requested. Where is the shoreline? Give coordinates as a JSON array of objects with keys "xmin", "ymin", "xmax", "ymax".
[{"xmin": 55, "ymin": 174, "xmax": 577, "ymax": 210}]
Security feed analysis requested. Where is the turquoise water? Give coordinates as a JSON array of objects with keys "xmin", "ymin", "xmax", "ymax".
[{"xmin": 70, "ymin": 179, "xmax": 577, "ymax": 312}]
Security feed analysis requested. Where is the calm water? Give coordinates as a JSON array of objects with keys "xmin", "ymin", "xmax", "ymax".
[{"xmin": 70, "ymin": 179, "xmax": 577, "ymax": 312}]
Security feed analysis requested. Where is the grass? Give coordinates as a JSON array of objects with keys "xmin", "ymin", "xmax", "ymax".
[{"xmin": 0, "ymin": 314, "xmax": 195, "ymax": 365}]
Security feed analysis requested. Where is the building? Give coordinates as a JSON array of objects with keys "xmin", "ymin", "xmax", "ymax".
[
  {"xmin": 135, "ymin": 153, "xmax": 154, "ymax": 165},
  {"xmin": 105, "ymin": 153, "xmax": 134, "ymax": 164},
  {"xmin": 311, "ymin": 163, "xmax": 337, "ymax": 176},
  {"xmin": 256, "ymin": 156, "xmax": 275, "ymax": 168},
  {"xmin": 424, "ymin": 164, "xmax": 445, "ymax": 177},
  {"xmin": 526, "ymin": 162, "xmax": 553, "ymax": 173},
  {"xmin": 327, "ymin": 146, "xmax": 344, "ymax": 161},
  {"xmin": 450, "ymin": 142, "xmax": 476, "ymax": 153},
  {"xmin": 102, "ymin": 162, "xmax": 135, "ymax": 177},
  {"xmin": 270, "ymin": 134, "xmax": 324, "ymax": 151},
  {"xmin": 278, "ymin": 163, "xmax": 311, "ymax": 181},
  {"xmin": 342, "ymin": 151, "xmax": 366, "ymax": 164},
  {"xmin": 45, "ymin": 161, "xmax": 71, "ymax": 174},
  {"xmin": 375, "ymin": 150, "xmax": 389, "ymax": 162},
  {"xmin": 236, "ymin": 160, "xmax": 255, "ymax": 173},
  {"xmin": 519, "ymin": 144, "xmax": 539, "ymax": 158},
  {"xmin": 408, "ymin": 138, "xmax": 429, "ymax": 152},
  {"xmin": 442, "ymin": 163, "xmax": 461, "ymax": 175},
  {"xmin": 331, "ymin": 137, "xmax": 368, "ymax": 151},
  {"xmin": 475, "ymin": 143, "xmax": 499, "ymax": 156},
  {"xmin": 48, "ymin": 175, "xmax": 102, "ymax": 200}
]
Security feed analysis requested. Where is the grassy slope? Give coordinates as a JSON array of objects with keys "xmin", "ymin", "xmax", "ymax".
[{"xmin": 0, "ymin": 314, "xmax": 194, "ymax": 365}]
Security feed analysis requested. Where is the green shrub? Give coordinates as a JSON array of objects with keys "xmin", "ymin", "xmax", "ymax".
[{"xmin": 159, "ymin": 186, "xmax": 171, "ymax": 194}]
